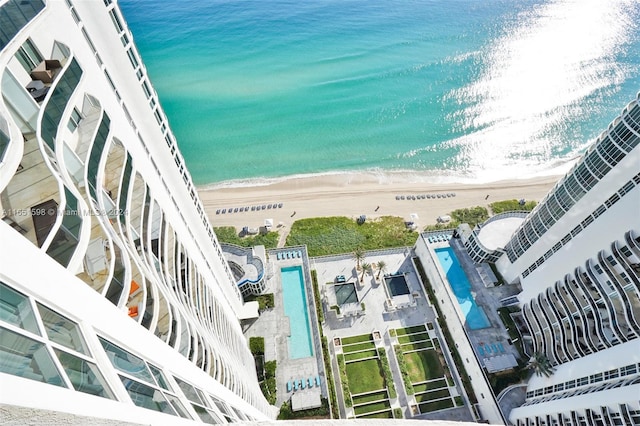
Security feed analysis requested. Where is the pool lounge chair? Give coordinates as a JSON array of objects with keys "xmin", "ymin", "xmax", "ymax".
[
  {"xmin": 484, "ymin": 345, "xmax": 492, "ymax": 354},
  {"xmin": 315, "ymin": 376, "xmax": 321, "ymax": 387},
  {"xmin": 308, "ymin": 377, "xmax": 314, "ymax": 388},
  {"xmin": 293, "ymin": 380, "xmax": 299, "ymax": 391},
  {"xmin": 478, "ymin": 346, "xmax": 485, "ymax": 357},
  {"xmin": 276, "ymin": 252, "xmax": 281, "ymax": 260},
  {"xmin": 297, "ymin": 251, "xmax": 302, "ymax": 258},
  {"xmin": 300, "ymin": 379, "xmax": 306, "ymax": 390},
  {"xmin": 286, "ymin": 381, "xmax": 292, "ymax": 392},
  {"xmin": 492, "ymin": 344, "xmax": 499, "ymax": 353},
  {"xmin": 498, "ymin": 342, "xmax": 506, "ymax": 353}
]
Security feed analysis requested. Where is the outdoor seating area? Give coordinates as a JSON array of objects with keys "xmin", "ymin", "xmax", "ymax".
[
  {"xmin": 276, "ymin": 250, "xmax": 302, "ymax": 260},
  {"xmin": 427, "ymin": 233, "xmax": 453, "ymax": 243},
  {"xmin": 215, "ymin": 202, "xmax": 283, "ymax": 214},
  {"xmin": 395, "ymin": 193, "xmax": 456, "ymax": 200},
  {"xmin": 476, "ymin": 342, "xmax": 506, "ymax": 357},
  {"xmin": 29, "ymin": 59, "xmax": 62, "ymax": 83},
  {"xmin": 286, "ymin": 376, "xmax": 322, "ymax": 393}
]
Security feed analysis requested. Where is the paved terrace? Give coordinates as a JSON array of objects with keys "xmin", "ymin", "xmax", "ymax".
[{"xmin": 312, "ymin": 248, "xmax": 475, "ymax": 423}]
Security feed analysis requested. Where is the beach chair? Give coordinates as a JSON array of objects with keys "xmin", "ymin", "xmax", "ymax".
[
  {"xmin": 300, "ymin": 379, "xmax": 306, "ymax": 390},
  {"xmin": 498, "ymin": 342, "xmax": 506, "ymax": 353},
  {"xmin": 478, "ymin": 346, "xmax": 485, "ymax": 357},
  {"xmin": 308, "ymin": 377, "xmax": 314, "ymax": 388},
  {"xmin": 492, "ymin": 343, "xmax": 499, "ymax": 353},
  {"xmin": 276, "ymin": 252, "xmax": 281, "ymax": 260},
  {"xmin": 297, "ymin": 251, "xmax": 301, "ymax": 258},
  {"xmin": 294, "ymin": 380, "xmax": 299, "ymax": 391},
  {"xmin": 315, "ymin": 376, "xmax": 321, "ymax": 387},
  {"xmin": 286, "ymin": 381, "xmax": 292, "ymax": 392}
]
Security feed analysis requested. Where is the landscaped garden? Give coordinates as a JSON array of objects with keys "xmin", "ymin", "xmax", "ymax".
[
  {"xmin": 286, "ymin": 216, "xmax": 417, "ymax": 256},
  {"xmin": 391, "ymin": 324, "xmax": 462, "ymax": 415},
  {"xmin": 336, "ymin": 333, "xmax": 398, "ymax": 418},
  {"xmin": 213, "ymin": 226, "xmax": 279, "ymax": 248}
]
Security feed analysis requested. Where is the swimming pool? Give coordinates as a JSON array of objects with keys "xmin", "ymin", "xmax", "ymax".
[
  {"xmin": 434, "ymin": 247, "xmax": 491, "ymax": 330},
  {"xmin": 281, "ymin": 266, "xmax": 314, "ymax": 359}
]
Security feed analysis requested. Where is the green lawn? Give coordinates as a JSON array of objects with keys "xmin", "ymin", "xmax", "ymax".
[
  {"xmin": 286, "ymin": 216, "xmax": 417, "ymax": 256},
  {"xmin": 400, "ymin": 340, "xmax": 433, "ymax": 351},
  {"xmin": 395, "ymin": 325, "xmax": 426, "ymax": 336},
  {"xmin": 345, "ymin": 359, "xmax": 385, "ymax": 394},
  {"xmin": 357, "ymin": 410, "xmax": 393, "ymax": 419},
  {"xmin": 344, "ymin": 350, "xmax": 378, "ymax": 362},
  {"xmin": 404, "ymin": 350, "xmax": 444, "ymax": 383},
  {"xmin": 412, "ymin": 378, "xmax": 448, "ymax": 392},
  {"xmin": 397, "ymin": 332, "xmax": 430, "ymax": 344},
  {"xmin": 415, "ymin": 389, "xmax": 451, "ymax": 403},
  {"xmin": 351, "ymin": 391, "xmax": 388, "ymax": 405},
  {"xmin": 354, "ymin": 400, "xmax": 391, "ymax": 415},
  {"xmin": 341, "ymin": 334, "xmax": 373, "ymax": 345},
  {"xmin": 419, "ymin": 398, "xmax": 454, "ymax": 413},
  {"xmin": 342, "ymin": 341, "xmax": 376, "ymax": 353},
  {"xmin": 489, "ymin": 199, "xmax": 537, "ymax": 214},
  {"xmin": 213, "ymin": 226, "xmax": 279, "ymax": 248}
]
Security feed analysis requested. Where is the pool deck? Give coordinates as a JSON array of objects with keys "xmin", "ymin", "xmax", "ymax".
[
  {"xmin": 416, "ymin": 234, "xmax": 527, "ymax": 424},
  {"xmin": 243, "ymin": 247, "xmax": 326, "ymax": 408}
]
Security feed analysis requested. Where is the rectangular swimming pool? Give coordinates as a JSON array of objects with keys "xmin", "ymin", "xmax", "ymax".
[
  {"xmin": 434, "ymin": 247, "xmax": 491, "ymax": 330},
  {"xmin": 281, "ymin": 266, "xmax": 314, "ymax": 359}
]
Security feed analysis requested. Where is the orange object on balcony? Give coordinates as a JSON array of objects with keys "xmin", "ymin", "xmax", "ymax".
[
  {"xmin": 128, "ymin": 306, "xmax": 138, "ymax": 317},
  {"xmin": 129, "ymin": 280, "xmax": 140, "ymax": 295}
]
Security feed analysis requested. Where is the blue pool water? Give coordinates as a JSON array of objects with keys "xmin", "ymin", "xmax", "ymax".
[
  {"xmin": 281, "ymin": 266, "xmax": 314, "ymax": 359},
  {"xmin": 435, "ymin": 248, "xmax": 491, "ymax": 330}
]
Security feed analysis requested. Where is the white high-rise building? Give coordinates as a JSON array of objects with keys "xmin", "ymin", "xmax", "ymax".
[
  {"xmin": 0, "ymin": 0, "xmax": 276, "ymax": 423},
  {"xmin": 463, "ymin": 94, "xmax": 640, "ymax": 425}
]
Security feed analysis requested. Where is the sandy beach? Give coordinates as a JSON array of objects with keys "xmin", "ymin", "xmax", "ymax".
[{"xmin": 198, "ymin": 173, "xmax": 561, "ymax": 237}]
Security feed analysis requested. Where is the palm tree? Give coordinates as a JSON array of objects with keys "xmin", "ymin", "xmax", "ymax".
[
  {"xmin": 376, "ymin": 260, "xmax": 387, "ymax": 279},
  {"xmin": 360, "ymin": 262, "xmax": 371, "ymax": 283},
  {"xmin": 527, "ymin": 352, "xmax": 556, "ymax": 377},
  {"xmin": 353, "ymin": 248, "xmax": 365, "ymax": 270}
]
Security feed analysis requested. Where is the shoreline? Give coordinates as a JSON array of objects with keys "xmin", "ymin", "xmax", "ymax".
[
  {"xmin": 197, "ymin": 159, "xmax": 577, "ymax": 191},
  {"xmin": 199, "ymin": 171, "xmax": 563, "ymax": 232}
]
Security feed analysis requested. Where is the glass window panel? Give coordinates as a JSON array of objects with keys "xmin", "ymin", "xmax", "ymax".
[
  {"xmin": 54, "ymin": 349, "xmax": 115, "ymax": 399},
  {"xmin": 0, "ymin": 326, "xmax": 65, "ymax": 386},
  {"xmin": 148, "ymin": 364, "xmax": 169, "ymax": 391},
  {"xmin": 174, "ymin": 377, "xmax": 204, "ymax": 405},
  {"xmin": 99, "ymin": 337, "xmax": 153, "ymax": 384},
  {"xmin": 163, "ymin": 393, "xmax": 192, "ymax": 419},
  {"xmin": 119, "ymin": 376, "xmax": 176, "ymax": 416},
  {"xmin": 0, "ymin": 282, "xmax": 39, "ymax": 334},
  {"xmin": 191, "ymin": 404, "xmax": 218, "ymax": 424},
  {"xmin": 37, "ymin": 303, "xmax": 89, "ymax": 355}
]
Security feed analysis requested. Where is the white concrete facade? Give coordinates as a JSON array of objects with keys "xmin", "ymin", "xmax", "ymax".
[
  {"xmin": 496, "ymin": 95, "xmax": 640, "ymax": 425},
  {"xmin": 0, "ymin": 0, "xmax": 273, "ymax": 423}
]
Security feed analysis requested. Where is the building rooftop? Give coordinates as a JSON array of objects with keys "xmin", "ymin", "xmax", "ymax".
[{"xmin": 476, "ymin": 217, "xmax": 524, "ymax": 251}]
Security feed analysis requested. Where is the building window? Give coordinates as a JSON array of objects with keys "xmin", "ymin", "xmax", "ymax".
[
  {"xmin": 0, "ymin": 326, "xmax": 65, "ymax": 386},
  {"xmin": 37, "ymin": 302, "xmax": 90, "ymax": 355},
  {"xmin": 67, "ymin": 107, "xmax": 82, "ymax": 132},
  {"xmin": 100, "ymin": 337, "xmax": 191, "ymax": 418},
  {"xmin": 0, "ymin": 282, "xmax": 39, "ymax": 334},
  {"xmin": 15, "ymin": 38, "xmax": 43, "ymax": 73}
]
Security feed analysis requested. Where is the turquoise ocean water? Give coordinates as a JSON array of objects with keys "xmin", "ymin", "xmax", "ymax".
[{"xmin": 119, "ymin": 0, "xmax": 640, "ymax": 186}]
